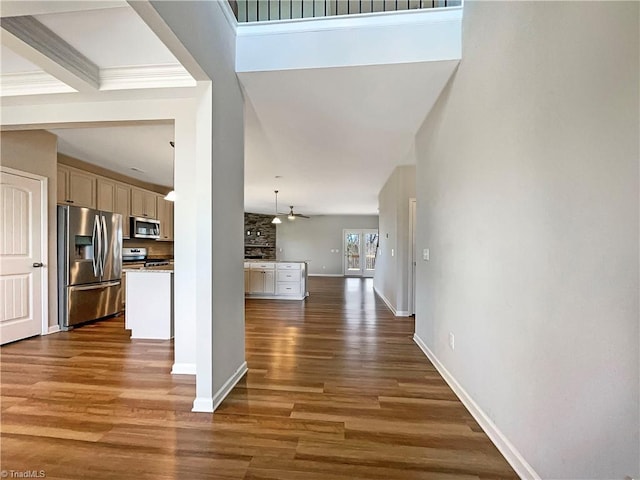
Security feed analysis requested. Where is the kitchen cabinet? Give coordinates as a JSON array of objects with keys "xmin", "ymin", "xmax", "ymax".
[
  {"xmin": 131, "ymin": 187, "xmax": 157, "ymax": 218},
  {"xmin": 156, "ymin": 195, "xmax": 174, "ymax": 241},
  {"xmin": 244, "ymin": 263, "xmax": 251, "ymax": 293},
  {"xmin": 249, "ymin": 263, "xmax": 275, "ymax": 294},
  {"xmin": 98, "ymin": 177, "xmax": 131, "ymax": 238},
  {"xmin": 57, "ymin": 164, "xmax": 97, "ymax": 208},
  {"xmin": 245, "ymin": 261, "xmax": 308, "ymax": 300},
  {"xmin": 115, "ymin": 183, "xmax": 131, "ymax": 239},
  {"xmin": 97, "ymin": 177, "xmax": 116, "ymax": 211}
]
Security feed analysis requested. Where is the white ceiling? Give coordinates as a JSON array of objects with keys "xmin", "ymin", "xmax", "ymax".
[
  {"xmin": 50, "ymin": 123, "xmax": 175, "ymax": 187},
  {"xmin": 1, "ymin": 1, "xmax": 455, "ymax": 215},
  {"xmin": 33, "ymin": 6, "xmax": 180, "ymax": 68},
  {"xmin": 241, "ymin": 60, "xmax": 458, "ymax": 215}
]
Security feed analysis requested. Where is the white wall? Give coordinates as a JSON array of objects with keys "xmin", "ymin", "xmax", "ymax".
[
  {"xmin": 0, "ymin": 130, "xmax": 58, "ymax": 329},
  {"xmin": 148, "ymin": 0, "xmax": 247, "ymax": 411},
  {"xmin": 413, "ymin": 2, "xmax": 639, "ymax": 479},
  {"xmin": 236, "ymin": 7, "xmax": 462, "ymax": 72},
  {"xmin": 276, "ymin": 215, "xmax": 378, "ymax": 275},
  {"xmin": 374, "ymin": 165, "xmax": 416, "ymax": 315}
]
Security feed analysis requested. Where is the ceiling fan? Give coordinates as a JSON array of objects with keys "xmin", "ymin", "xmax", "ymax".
[{"xmin": 283, "ymin": 205, "xmax": 309, "ymax": 220}]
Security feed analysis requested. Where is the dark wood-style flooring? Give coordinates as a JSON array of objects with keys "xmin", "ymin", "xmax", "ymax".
[{"xmin": 1, "ymin": 277, "xmax": 517, "ymax": 479}]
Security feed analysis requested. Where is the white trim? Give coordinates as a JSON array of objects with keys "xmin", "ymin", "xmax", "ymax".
[
  {"xmin": 0, "ymin": 71, "xmax": 76, "ymax": 97},
  {"xmin": 171, "ymin": 362, "xmax": 196, "ymax": 375},
  {"xmin": 236, "ymin": 5, "xmax": 462, "ymax": 36},
  {"xmin": 192, "ymin": 361, "xmax": 248, "ymax": 413},
  {"xmin": 408, "ymin": 198, "xmax": 417, "ymax": 316},
  {"xmin": 192, "ymin": 397, "xmax": 214, "ymax": 412},
  {"xmin": 46, "ymin": 325, "xmax": 60, "ymax": 335},
  {"xmin": 1, "ymin": 166, "xmax": 49, "ymax": 337},
  {"xmin": 373, "ymin": 285, "xmax": 410, "ymax": 317},
  {"xmin": 412, "ymin": 333, "xmax": 541, "ymax": 480},
  {"xmin": 100, "ymin": 64, "xmax": 197, "ymax": 91},
  {"xmin": 308, "ymin": 273, "xmax": 343, "ymax": 277},
  {"xmin": 218, "ymin": 0, "xmax": 239, "ymax": 32}
]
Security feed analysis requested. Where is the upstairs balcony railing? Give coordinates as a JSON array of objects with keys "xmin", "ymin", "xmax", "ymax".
[{"xmin": 229, "ymin": 0, "xmax": 461, "ymax": 23}]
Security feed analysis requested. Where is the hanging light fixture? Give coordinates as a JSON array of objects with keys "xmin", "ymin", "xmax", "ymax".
[
  {"xmin": 164, "ymin": 190, "xmax": 176, "ymax": 201},
  {"xmin": 271, "ymin": 190, "xmax": 282, "ymax": 224}
]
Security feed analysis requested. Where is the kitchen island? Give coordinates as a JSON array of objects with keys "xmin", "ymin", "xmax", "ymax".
[
  {"xmin": 124, "ymin": 266, "xmax": 173, "ymax": 339},
  {"xmin": 244, "ymin": 260, "xmax": 308, "ymax": 300}
]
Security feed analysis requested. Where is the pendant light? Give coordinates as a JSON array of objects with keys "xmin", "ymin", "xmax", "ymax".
[{"xmin": 271, "ymin": 190, "xmax": 282, "ymax": 224}]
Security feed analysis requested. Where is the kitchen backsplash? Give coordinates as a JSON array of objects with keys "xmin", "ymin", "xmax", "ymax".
[
  {"xmin": 123, "ymin": 238, "xmax": 173, "ymax": 259},
  {"xmin": 244, "ymin": 212, "xmax": 276, "ymax": 259}
]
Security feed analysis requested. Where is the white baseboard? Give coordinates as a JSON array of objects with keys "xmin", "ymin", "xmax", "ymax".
[
  {"xmin": 46, "ymin": 325, "xmax": 60, "ymax": 335},
  {"xmin": 191, "ymin": 361, "xmax": 248, "ymax": 413},
  {"xmin": 192, "ymin": 397, "xmax": 214, "ymax": 412},
  {"xmin": 412, "ymin": 333, "xmax": 540, "ymax": 480},
  {"xmin": 308, "ymin": 273, "xmax": 344, "ymax": 277},
  {"xmin": 373, "ymin": 286, "xmax": 410, "ymax": 317},
  {"xmin": 171, "ymin": 363, "xmax": 196, "ymax": 375}
]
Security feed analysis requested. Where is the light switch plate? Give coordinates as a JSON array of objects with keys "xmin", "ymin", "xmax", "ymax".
[{"xmin": 423, "ymin": 248, "xmax": 430, "ymax": 261}]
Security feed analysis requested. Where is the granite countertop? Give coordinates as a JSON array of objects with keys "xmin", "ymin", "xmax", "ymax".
[{"xmin": 123, "ymin": 266, "xmax": 174, "ymax": 273}]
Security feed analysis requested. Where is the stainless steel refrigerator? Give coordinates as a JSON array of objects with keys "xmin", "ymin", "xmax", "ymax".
[{"xmin": 58, "ymin": 205, "xmax": 123, "ymax": 329}]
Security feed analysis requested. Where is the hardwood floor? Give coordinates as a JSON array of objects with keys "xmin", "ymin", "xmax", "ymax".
[{"xmin": 1, "ymin": 277, "xmax": 517, "ymax": 479}]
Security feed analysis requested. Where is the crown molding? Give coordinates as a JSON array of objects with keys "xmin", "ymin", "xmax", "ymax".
[
  {"xmin": 0, "ymin": 71, "xmax": 76, "ymax": 97},
  {"xmin": 99, "ymin": 64, "xmax": 196, "ymax": 91}
]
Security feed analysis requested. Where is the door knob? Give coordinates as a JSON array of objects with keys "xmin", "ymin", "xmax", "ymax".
[{"xmin": 32, "ymin": 262, "xmax": 44, "ymax": 268}]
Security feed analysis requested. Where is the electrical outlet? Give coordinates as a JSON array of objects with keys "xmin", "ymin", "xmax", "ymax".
[
  {"xmin": 391, "ymin": 248, "xmax": 395, "ymax": 257},
  {"xmin": 448, "ymin": 332, "xmax": 455, "ymax": 350}
]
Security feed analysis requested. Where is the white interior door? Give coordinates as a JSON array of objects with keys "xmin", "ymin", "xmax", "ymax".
[
  {"xmin": 0, "ymin": 169, "xmax": 45, "ymax": 345},
  {"xmin": 343, "ymin": 229, "xmax": 378, "ymax": 277}
]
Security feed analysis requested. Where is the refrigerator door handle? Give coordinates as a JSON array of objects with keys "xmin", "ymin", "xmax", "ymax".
[
  {"xmin": 92, "ymin": 215, "xmax": 100, "ymax": 276},
  {"xmin": 71, "ymin": 281, "xmax": 120, "ymax": 291},
  {"xmin": 96, "ymin": 214, "xmax": 103, "ymax": 277},
  {"xmin": 101, "ymin": 215, "xmax": 108, "ymax": 277}
]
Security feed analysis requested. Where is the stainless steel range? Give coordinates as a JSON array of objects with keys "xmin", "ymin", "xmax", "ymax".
[{"xmin": 122, "ymin": 247, "xmax": 170, "ymax": 267}]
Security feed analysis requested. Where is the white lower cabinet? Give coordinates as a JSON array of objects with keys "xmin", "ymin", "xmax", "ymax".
[
  {"xmin": 245, "ymin": 261, "xmax": 308, "ymax": 300},
  {"xmin": 250, "ymin": 269, "xmax": 275, "ymax": 294}
]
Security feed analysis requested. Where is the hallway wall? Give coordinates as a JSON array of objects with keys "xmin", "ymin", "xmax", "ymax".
[
  {"xmin": 413, "ymin": 2, "xmax": 639, "ymax": 478},
  {"xmin": 374, "ymin": 165, "xmax": 416, "ymax": 315}
]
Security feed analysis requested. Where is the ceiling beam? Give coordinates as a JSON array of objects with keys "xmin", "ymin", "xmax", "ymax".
[
  {"xmin": 1, "ymin": 15, "xmax": 99, "ymax": 92},
  {"xmin": 127, "ymin": 1, "xmax": 209, "ymax": 82}
]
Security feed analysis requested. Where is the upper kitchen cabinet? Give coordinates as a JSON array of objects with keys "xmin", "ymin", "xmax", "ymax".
[
  {"xmin": 156, "ymin": 195, "xmax": 174, "ymax": 242},
  {"xmin": 131, "ymin": 187, "xmax": 157, "ymax": 219},
  {"xmin": 97, "ymin": 176, "xmax": 116, "ymax": 211},
  {"xmin": 96, "ymin": 177, "xmax": 131, "ymax": 238},
  {"xmin": 115, "ymin": 183, "xmax": 131, "ymax": 239},
  {"xmin": 57, "ymin": 164, "xmax": 96, "ymax": 209}
]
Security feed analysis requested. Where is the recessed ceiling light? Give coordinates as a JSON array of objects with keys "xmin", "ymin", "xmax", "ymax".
[
  {"xmin": 131, "ymin": 167, "xmax": 145, "ymax": 173},
  {"xmin": 275, "ymin": 175, "xmax": 282, "ymax": 179}
]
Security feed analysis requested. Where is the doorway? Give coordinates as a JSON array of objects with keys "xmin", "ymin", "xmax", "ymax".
[
  {"xmin": 343, "ymin": 229, "xmax": 378, "ymax": 277},
  {"xmin": 0, "ymin": 167, "xmax": 48, "ymax": 345},
  {"xmin": 408, "ymin": 198, "xmax": 416, "ymax": 315}
]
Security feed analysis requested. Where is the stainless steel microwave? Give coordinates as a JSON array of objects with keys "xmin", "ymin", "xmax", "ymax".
[{"xmin": 130, "ymin": 217, "xmax": 160, "ymax": 239}]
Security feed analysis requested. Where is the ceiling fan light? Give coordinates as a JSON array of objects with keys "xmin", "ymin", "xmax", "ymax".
[
  {"xmin": 288, "ymin": 214, "xmax": 296, "ymax": 220},
  {"xmin": 272, "ymin": 216, "xmax": 282, "ymax": 224}
]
